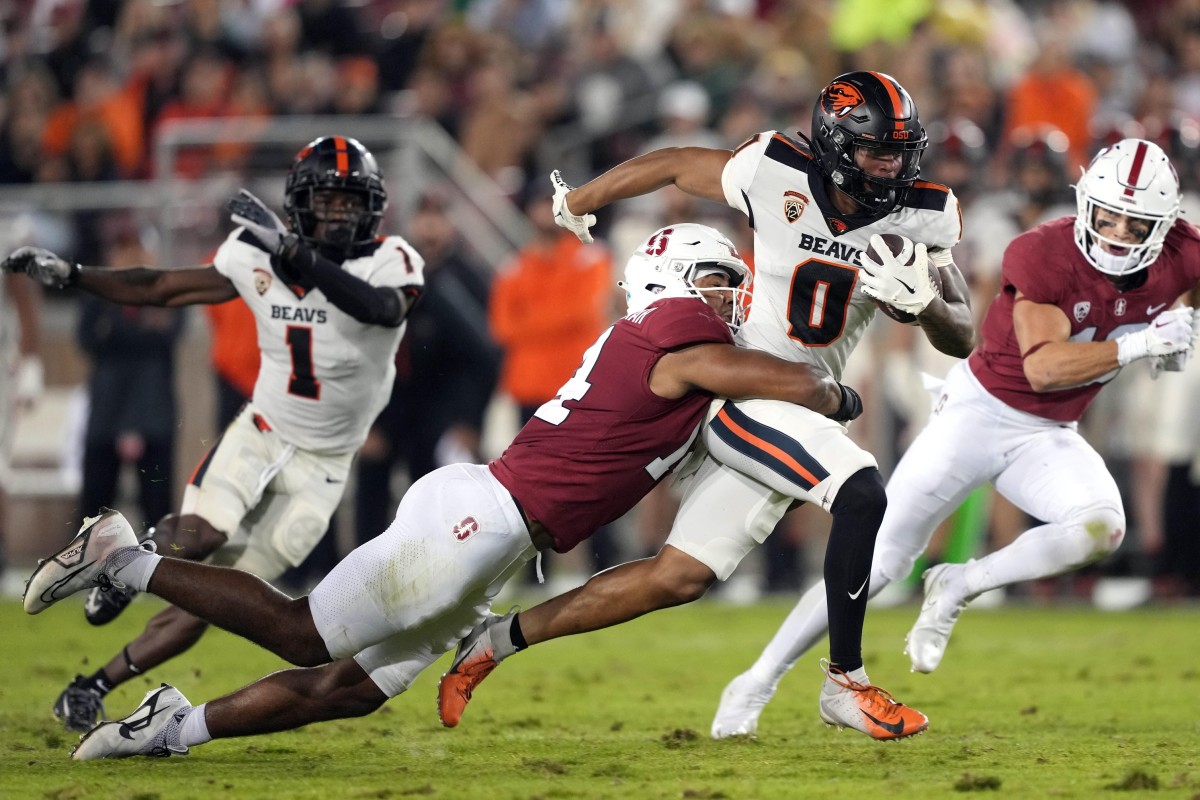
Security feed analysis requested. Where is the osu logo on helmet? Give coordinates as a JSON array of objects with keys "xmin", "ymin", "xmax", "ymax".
[{"xmin": 821, "ymin": 82, "xmax": 865, "ymax": 119}]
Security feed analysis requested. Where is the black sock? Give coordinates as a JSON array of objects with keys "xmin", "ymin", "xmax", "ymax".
[
  {"xmin": 825, "ymin": 468, "xmax": 887, "ymax": 674},
  {"xmin": 86, "ymin": 669, "xmax": 113, "ymax": 696},
  {"xmin": 510, "ymin": 613, "xmax": 528, "ymax": 651}
]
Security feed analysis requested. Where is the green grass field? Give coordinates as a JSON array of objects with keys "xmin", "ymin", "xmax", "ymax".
[{"xmin": 2, "ymin": 595, "xmax": 1198, "ymax": 799}]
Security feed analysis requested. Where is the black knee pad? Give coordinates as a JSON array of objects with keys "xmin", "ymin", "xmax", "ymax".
[{"xmin": 830, "ymin": 467, "xmax": 887, "ymax": 529}]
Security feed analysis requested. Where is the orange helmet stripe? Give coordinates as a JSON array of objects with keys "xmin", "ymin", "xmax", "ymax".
[
  {"xmin": 868, "ymin": 71, "xmax": 905, "ymax": 131},
  {"xmin": 333, "ymin": 136, "xmax": 349, "ymax": 176}
]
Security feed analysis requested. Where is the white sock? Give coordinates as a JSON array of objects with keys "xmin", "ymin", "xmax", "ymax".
[
  {"xmin": 963, "ymin": 522, "xmax": 1091, "ymax": 597},
  {"xmin": 179, "ymin": 703, "xmax": 212, "ymax": 747},
  {"xmin": 111, "ymin": 550, "xmax": 163, "ymax": 593}
]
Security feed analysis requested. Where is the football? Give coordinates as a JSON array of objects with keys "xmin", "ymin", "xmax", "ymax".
[{"xmin": 870, "ymin": 233, "xmax": 943, "ymax": 325}]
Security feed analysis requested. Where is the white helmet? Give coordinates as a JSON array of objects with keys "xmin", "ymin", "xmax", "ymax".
[
  {"xmin": 620, "ymin": 223, "xmax": 753, "ymax": 331},
  {"xmin": 1073, "ymin": 138, "xmax": 1181, "ymax": 276}
]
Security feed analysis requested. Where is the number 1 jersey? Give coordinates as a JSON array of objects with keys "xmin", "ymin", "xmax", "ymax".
[{"xmin": 213, "ymin": 229, "xmax": 425, "ymax": 453}]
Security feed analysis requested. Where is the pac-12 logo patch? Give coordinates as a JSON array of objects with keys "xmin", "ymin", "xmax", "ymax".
[
  {"xmin": 453, "ymin": 516, "xmax": 480, "ymax": 542},
  {"xmin": 784, "ymin": 191, "xmax": 809, "ymax": 223},
  {"xmin": 253, "ymin": 269, "xmax": 273, "ymax": 295},
  {"xmin": 1073, "ymin": 301, "xmax": 1091, "ymax": 322}
]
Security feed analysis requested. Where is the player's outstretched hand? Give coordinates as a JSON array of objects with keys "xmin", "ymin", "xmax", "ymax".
[
  {"xmin": 858, "ymin": 234, "xmax": 936, "ymax": 316},
  {"xmin": 550, "ymin": 170, "xmax": 597, "ymax": 244},
  {"xmin": 0, "ymin": 246, "xmax": 79, "ymax": 288},
  {"xmin": 1118, "ymin": 306, "xmax": 1196, "ymax": 367},
  {"xmin": 227, "ymin": 189, "xmax": 288, "ymax": 253}
]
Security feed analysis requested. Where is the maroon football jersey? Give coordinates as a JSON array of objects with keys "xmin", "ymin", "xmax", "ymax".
[
  {"xmin": 489, "ymin": 297, "xmax": 733, "ymax": 552},
  {"xmin": 969, "ymin": 217, "xmax": 1200, "ymax": 421}
]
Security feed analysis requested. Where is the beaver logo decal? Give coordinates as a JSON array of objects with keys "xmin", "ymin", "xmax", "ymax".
[{"xmin": 821, "ymin": 82, "xmax": 864, "ymax": 119}]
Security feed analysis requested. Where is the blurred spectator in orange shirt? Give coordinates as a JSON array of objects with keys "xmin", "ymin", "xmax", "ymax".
[
  {"xmin": 41, "ymin": 56, "xmax": 145, "ymax": 178},
  {"xmin": 489, "ymin": 190, "xmax": 613, "ymax": 422},
  {"xmin": 1002, "ymin": 33, "xmax": 1097, "ymax": 171},
  {"xmin": 153, "ymin": 47, "xmax": 233, "ymax": 179}
]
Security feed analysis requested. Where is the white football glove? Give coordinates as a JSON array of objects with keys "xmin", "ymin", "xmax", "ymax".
[
  {"xmin": 858, "ymin": 234, "xmax": 936, "ymax": 316},
  {"xmin": 1148, "ymin": 307, "xmax": 1200, "ymax": 377},
  {"xmin": 550, "ymin": 170, "xmax": 596, "ymax": 244},
  {"xmin": 1117, "ymin": 306, "xmax": 1196, "ymax": 366},
  {"xmin": 0, "ymin": 246, "xmax": 79, "ymax": 288},
  {"xmin": 227, "ymin": 189, "xmax": 288, "ymax": 252},
  {"xmin": 13, "ymin": 355, "xmax": 44, "ymax": 408}
]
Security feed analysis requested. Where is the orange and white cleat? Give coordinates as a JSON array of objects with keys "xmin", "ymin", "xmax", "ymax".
[
  {"xmin": 817, "ymin": 660, "xmax": 928, "ymax": 740},
  {"xmin": 437, "ymin": 611, "xmax": 514, "ymax": 727}
]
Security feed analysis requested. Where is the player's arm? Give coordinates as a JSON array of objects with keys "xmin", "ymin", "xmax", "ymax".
[
  {"xmin": 1, "ymin": 246, "xmax": 237, "ymax": 306},
  {"xmin": 917, "ymin": 257, "xmax": 976, "ymax": 358},
  {"xmin": 1014, "ymin": 291, "xmax": 1193, "ymax": 390},
  {"xmin": 651, "ymin": 342, "xmax": 859, "ymax": 420},
  {"xmin": 564, "ymin": 147, "xmax": 731, "ymax": 215},
  {"xmin": 277, "ymin": 238, "xmax": 418, "ymax": 327}
]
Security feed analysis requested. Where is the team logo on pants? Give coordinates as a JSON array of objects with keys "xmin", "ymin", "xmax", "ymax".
[{"xmin": 453, "ymin": 516, "xmax": 479, "ymax": 541}]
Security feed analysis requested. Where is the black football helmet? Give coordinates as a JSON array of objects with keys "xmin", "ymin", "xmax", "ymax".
[
  {"xmin": 810, "ymin": 71, "xmax": 927, "ymax": 214},
  {"xmin": 283, "ymin": 136, "xmax": 387, "ymax": 259}
]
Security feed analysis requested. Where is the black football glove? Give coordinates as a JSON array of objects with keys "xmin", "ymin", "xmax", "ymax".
[
  {"xmin": 829, "ymin": 383, "xmax": 863, "ymax": 422},
  {"xmin": 1, "ymin": 246, "xmax": 79, "ymax": 288}
]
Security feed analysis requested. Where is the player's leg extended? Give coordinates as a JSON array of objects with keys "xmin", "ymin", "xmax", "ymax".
[
  {"xmin": 713, "ymin": 404, "xmax": 988, "ymax": 734},
  {"xmin": 702, "ymin": 399, "xmax": 882, "ymax": 669},
  {"xmin": 907, "ymin": 385, "xmax": 1123, "ymax": 672},
  {"xmin": 72, "ymin": 658, "xmax": 387, "ymax": 760},
  {"xmin": 702, "ymin": 398, "xmax": 929, "ymax": 739},
  {"xmin": 439, "ymin": 455, "xmax": 784, "ymax": 727},
  {"xmin": 970, "ymin": 428, "xmax": 1124, "ymax": 593}
]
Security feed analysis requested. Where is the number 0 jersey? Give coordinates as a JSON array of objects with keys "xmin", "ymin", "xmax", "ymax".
[
  {"xmin": 213, "ymin": 229, "xmax": 425, "ymax": 453},
  {"xmin": 489, "ymin": 296, "xmax": 733, "ymax": 553},
  {"xmin": 970, "ymin": 216, "xmax": 1200, "ymax": 422},
  {"xmin": 720, "ymin": 131, "xmax": 961, "ymax": 380}
]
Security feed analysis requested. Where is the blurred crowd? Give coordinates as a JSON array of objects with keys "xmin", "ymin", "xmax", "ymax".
[{"xmin": 2, "ymin": 0, "xmax": 1200, "ymax": 602}]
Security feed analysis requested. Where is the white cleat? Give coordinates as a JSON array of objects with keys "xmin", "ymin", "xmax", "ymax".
[
  {"xmin": 905, "ymin": 563, "xmax": 967, "ymax": 673},
  {"xmin": 23, "ymin": 509, "xmax": 140, "ymax": 614},
  {"xmin": 711, "ymin": 672, "xmax": 775, "ymax": 739},
  {"xmin": 71, "ymin": 684, "xmax": 192, "ymax": 761}
]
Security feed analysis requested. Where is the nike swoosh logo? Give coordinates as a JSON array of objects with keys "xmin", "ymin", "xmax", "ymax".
[
  {"xmin": 896, "ymin": 278, "xmax": 916, "ymax": 294},
  {"xmin": 1148, "ymin": 303, "xmax": 1167, "ymax": 314},
  {"xmin": 38, "ymin": 562, "xmax": 97, "ymax": 605},
  {"xmin": 119, "ymin": 691, "xmax": 173, "ymax": 740},
  {"xmin": 324, "ymin": 476, "xmax": 343, "ymax": 484},
  {"xmin": 862, "ymin": 709, "xmax": 907, "ymax": 736},
  {"xmin": 848, "ymin": 576, "xmax": 869, "ymax": 600},
  {"xmin": 920, "ymin": 592, "xmax": 939, "ymax": 612}
]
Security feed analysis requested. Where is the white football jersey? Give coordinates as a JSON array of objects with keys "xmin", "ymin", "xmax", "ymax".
[
  {"xmin": 721, "ymin": 131, "xmax": 962, "ymax": 380},
  {"xmin": 213, "ymin": 230, "xmax": 425, "ymax": 453}
]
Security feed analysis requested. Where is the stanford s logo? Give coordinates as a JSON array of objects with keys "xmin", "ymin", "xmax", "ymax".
[
  {"xmin": 783, "ymin": 191, "xmax": 809, "ymax": 223},
  {"xmin": 645, "ymin": 228, "xmax": 673, "ymax": 256},
  {"xmin": 453, "ymin": 516, "xmax": 480, "ymax": 542},
  {"xmin": 1073, "ymin": 301, "xmax": 1091, "ymax": 322},
  {"xmin": 821, "ymin": 82, "xmax": 865, "ymax": 119}
]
